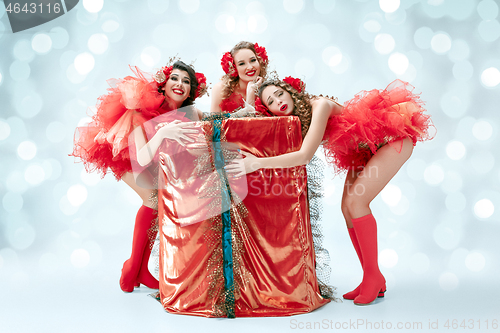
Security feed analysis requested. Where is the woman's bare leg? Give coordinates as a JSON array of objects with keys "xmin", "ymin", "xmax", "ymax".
[
  {"xmin": 121, "ymin": 172, "xmax": 156, "ymax": 209},
  {"xmin": 341, "ymin": 170, "xmax": 358, "ymax": 228},
  {"xmin": 344, "ymin": 138, "xmax": 413, "ymax": 219}
]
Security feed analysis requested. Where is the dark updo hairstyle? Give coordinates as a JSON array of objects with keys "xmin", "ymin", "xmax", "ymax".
[
  {"xmin": 222, "ymin": 41, "xmax": 268, "ymax": 99},
  {"xmin": 172, "ymin": 60, "xmax": 199, "ymax": 107},
  {"xmin": 258, "ymin": 79, "xmax": 313, "ymax": 138}
]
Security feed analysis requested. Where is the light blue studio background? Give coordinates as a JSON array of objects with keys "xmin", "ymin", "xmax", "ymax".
[{"xmin": 0, "ymin": 0, "xmax": 499, "ymax": 332}]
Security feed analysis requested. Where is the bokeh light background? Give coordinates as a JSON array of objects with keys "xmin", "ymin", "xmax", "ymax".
[{"xmin": 1, "ymin": 0, "xmax": 499, "ymax": 332}]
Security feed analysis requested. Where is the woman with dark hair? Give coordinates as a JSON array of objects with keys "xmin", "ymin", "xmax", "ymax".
[
  {"xmin": 71, "ymin": 60, "xmax": 207, "ymax": 292},
  {"xmin": 210, "ymin": 41, "xmax": 269, "ymax": 113},
  {"xmin": 225, "ymin": 77, "xmax": 434, "ymax": 305}
]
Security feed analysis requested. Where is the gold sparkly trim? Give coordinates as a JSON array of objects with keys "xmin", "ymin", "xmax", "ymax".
[
  {"xmin": 198, "ymin": 82, "xmax": 209, "ymax": 98},
  {"xmin": 154, "ymin": 70, "xmax": 166, "ymax": 84},
  {"xmin": 149, "ymin": 189, "xmax": 158, "ymax": 210},
  {"xmin": 148, "ymin": 171, "xmax": 159, "ymax": 210},
  {"xmin": 197, "ymin": 119, "xmax": 252, "ymax": 317},
  {"xmin": 147, "ymin": 211, "xmax": 159, "ymax": 251}
]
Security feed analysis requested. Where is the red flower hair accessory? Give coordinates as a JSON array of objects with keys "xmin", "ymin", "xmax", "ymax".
[
  {"xmin": 154, "ymin": 65, "xmax": 173, "ymax": 89},
  {"xmin": 195, "ymin": 72, "xmax": 208, "ymax": 99},
  {"xmin": 254, "ymin": 43, "xmax": 268, "ymax": 66},
  {"xmin": 255, "ymin": 97, "xmax": 272, "ymax": 116},
  {"xmin": 283, "ymin": 76, "xmax": 305, "ymax": 93},
  {"xmin": 221, "ymin": 51, "xmax": 237, "ymax": 77}
]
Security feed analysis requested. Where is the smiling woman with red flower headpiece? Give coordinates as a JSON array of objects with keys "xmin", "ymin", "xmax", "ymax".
[
  {"xmin": 210, "ymin": 41, "xmax": 269, "ymax": 114},
  {"xmin": 71, "ymin": 60, "xmax": 207, "ymax": 293}
]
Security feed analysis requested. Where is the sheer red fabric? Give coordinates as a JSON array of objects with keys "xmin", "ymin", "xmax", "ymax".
[{"xmin": 71, "ymin": 67, "xmax": 172, "ymax": 180}]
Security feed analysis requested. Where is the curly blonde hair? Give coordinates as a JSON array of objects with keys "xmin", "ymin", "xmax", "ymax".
[
  {"xmin": 258, "ymin": 79, "xmax": 313, "ymax": 138},
  {"xmin": 221, "ymin": 41, "xmax": 268, "ymax": 99}
]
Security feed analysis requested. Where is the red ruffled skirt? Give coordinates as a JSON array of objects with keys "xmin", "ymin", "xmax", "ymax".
[
  {"xmin": 322, "ymin": 80, "xmax": 434, "ymax": 172},
  {"xmin": 71, "ymin": 67, "xmax": 168, "ymax": 180}
]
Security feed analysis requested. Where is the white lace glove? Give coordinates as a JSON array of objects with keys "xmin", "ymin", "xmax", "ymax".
[{"xmin": 230, "ymin": 100, "xmax": 258, "ymax": 118}]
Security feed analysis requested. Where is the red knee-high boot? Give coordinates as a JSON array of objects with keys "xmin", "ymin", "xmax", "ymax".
[
  {"xmin": 352, "ymin": 214, "xmax": 386, "ymax": 305},
  {"xmin": 343, "ymin": 228, "xmax": 385, "ymax": 300},
  {"xmin": 343, "ymin": 228, "xmax": 364, "ymax": 299},
  {"xmin": 120, "ymin": 205, "xmax": 159, "ymax": 292}
]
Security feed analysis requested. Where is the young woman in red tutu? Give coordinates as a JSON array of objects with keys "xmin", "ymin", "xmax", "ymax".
[
  {"xmin": 71, "ymin": 60, "xmax": 207, "ymax": 292},
  {"xmin": 225, "ymin": 77, "xmax": 434, "ymax": 305},
  {"xmin": 210, "ymin": 41, "xmax": 269, "ymax": 113}
]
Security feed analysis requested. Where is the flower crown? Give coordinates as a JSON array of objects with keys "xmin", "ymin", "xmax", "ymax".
[
  {"xmin": 154, "ymin": 65, "xmax": 208, "ymax": 99},
  {"xmin": 221, "ymin": 43, "xmax": 269, "ymax": 77}
]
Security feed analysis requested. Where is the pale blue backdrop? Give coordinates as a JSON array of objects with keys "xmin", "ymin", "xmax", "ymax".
[{"xmin": 1, "ymin": 0, "xmax": 499, "ymax": 332}]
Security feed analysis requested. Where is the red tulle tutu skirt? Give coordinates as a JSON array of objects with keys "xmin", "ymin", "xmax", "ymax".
[
  {"xmin": 71, "ymin": 67, "xmax": 171, "ymax": 180},
  {"xmin": 322, "ymin": 80, "xmax": 435, "ymax": 172}
]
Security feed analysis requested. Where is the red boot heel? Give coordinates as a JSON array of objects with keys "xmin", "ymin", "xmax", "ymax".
[
  {"xmin": 378, "ymin": 285, "xmax": 386, "ymax": 298},
  {"xmin": 344, "ymin": 286, "xmax": 385, "ymax": 300},
  {"xmin": 343, "ymin": 285, "xmax": 361, "ymax": 300}
]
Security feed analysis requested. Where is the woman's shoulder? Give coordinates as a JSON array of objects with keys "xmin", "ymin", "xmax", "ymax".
[
  {"xmin": 311, "ymin": 96, "xmax": 343, "ymax": 117},
  {"xmin": 212, "ymin": 81, "xmax": 224, "ymax": 92}
]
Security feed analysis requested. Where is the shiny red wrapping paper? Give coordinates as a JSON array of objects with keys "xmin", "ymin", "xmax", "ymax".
[{"xmin": 157, "ymin": 117, "xmax": 329, "ymax": 317}]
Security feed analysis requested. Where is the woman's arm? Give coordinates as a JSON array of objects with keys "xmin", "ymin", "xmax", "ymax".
[
  {"xmin": 327, "ymin": 97, "xmax": 344, "ymax": 115},
  {"xmin": 196, "ymin": 108, "xmax": 204, "ymax": 120},
  {"xmin": 260, "ymin": 98, "xmax": 336, "ymax": 166},
  {"xmin": 190, "ymin": 107, "xmax": 204, "ymax": 120},
  {"xmin": 245, "ymin": 76, "xmax": 263, "ymax": 106},
  {"xmin": 209, "ymin": 81, "xmax": 224, "ymax": 113},
  {"xmin": 226, "ymin": 97, "xmax": 343, "ymax": 176},
  {"xmin": 133, "ymin": 119, "xmax": 198, "ymax": 167}
]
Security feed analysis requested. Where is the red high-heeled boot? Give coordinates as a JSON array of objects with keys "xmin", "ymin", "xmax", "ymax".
[
  {"xmin": 343, "ymin": 228, "xmax": 385, "ymax": 300},
  {"xmin": 352, "ymin": 214, "xmax": 386, "ymax": 305},
  {"xmin": 120, "ymin": 205, "xmax": 159, "ymax": 292}
]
